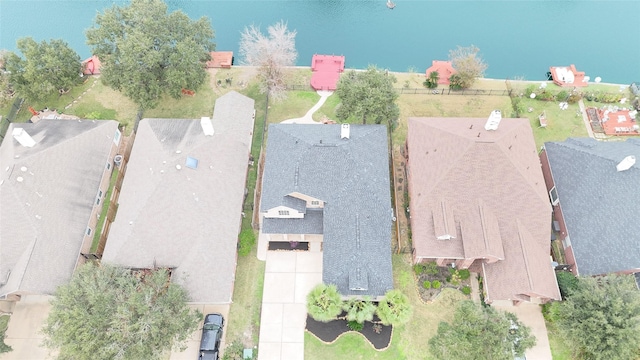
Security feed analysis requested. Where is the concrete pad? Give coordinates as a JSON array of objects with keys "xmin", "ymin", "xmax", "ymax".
[
  {"xmin": 1, "ymin": 295, "xmax": 54, "ymax": 360},
  {"xmin": 259, "ymin": 323, "xmax": 283, "ymax": 343},
  {"xmin": 261, "ymin": 303, "xmax": 284, "ymax": 325},
  {"xmin": 262, "ymin": 273, "xmax": 296, "ymax": 303},
  {"xmin": 294, "ymin": 273, "xmax": 323, "ymax": 304},
  {"xmin": 257, "ymin": 342, "xmax": 281, "ymax": 360},
  {"xmin": 265, "ymin": 252, "xmax": 297, "ymax": 273},
  {"xmin": 283, "ymin": 304, "xmax": 308, "ymax": 328},
  {"xmin": 493, "ymin": 303, "xmax": 552, "ymax": 360},
  {"xmin": 280, "ymin": 342, "xmax": 304, "ymax": 360},
  {"xmin": 295, "ymin": 252, "xmax": 323, "ymax": 273},
  {"xmin": 257, "ymin": 232, "xmax": 269, "ymax": 261},
  {"xmin": 281, "ymin": 326, "xmax": 304, "ymax": 343}
]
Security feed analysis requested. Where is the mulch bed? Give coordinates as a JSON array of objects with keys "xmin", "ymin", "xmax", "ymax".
[{"xmin": 305, "ymin": 314, "xmax": 392, "ymax": 350}]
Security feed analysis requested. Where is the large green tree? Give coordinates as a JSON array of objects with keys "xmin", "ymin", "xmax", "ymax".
[
  {"xmin": 4, "ymin": 38, "xmax": 81, "ymax": 102},
  {"xmin": 86, "ymin": 0, "xmax": 215, "ymax": 110},
  {"xmin": 335, "ymin": 66, "xmax": 399, "ymax": 129},
  {"xmin": 42, "ymin": 262, "xmax": 201, "ymax": 360},
  {"xmin": 429, "ymin": 301, "xmax": 535, "ymax": 360},
  {"xmin": 0, "ymin": 50, "xmax": 14, "ymax": 107},
  {"xmin": 550, "ymin": 274, "xmax": 640, "ymax": 360}
]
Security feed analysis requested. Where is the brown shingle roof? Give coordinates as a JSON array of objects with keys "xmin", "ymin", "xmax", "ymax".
[{"xmin": 407, "ymin": 117, "xmax": 560, "ymax": 302}]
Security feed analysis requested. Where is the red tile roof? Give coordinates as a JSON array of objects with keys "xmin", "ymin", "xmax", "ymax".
[
  {"xmin": 82, "ymin": 55, "xmax": 101, "ymax": 75},
  {"xmin": 206, "ymin": 51, "xmax": 233, "ymax": 68},
  {"xmin": 549, "ymin": 64, "xmax": 588, "ymax": 87},
  {"xmin": 407, "ymin": 117, "xmax": 560, "ymax": 303},
  {"xmin": 425, "ymin": 60, "xmax": 456, "ymax": 85},
  {"xmin": 310, "ymin": 54, "xmax": 345, "ymax": 91},
  {"xmin": 595, "ymin": 108, "xmax": 639, "ymax": 136}
]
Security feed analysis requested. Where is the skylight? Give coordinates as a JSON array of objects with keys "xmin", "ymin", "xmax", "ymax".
[{"xmin": 186, "ymin": 156, "xmax": 199, "ymax": 169}]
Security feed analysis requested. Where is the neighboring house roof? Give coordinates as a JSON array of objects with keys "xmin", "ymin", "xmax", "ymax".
[
  {"xmin": 407, "ymin": 117, "xmax": 560, "ymax": 302},
  {"xmin": 261, "ymin": 124, "xmax": 393, "ymax": 297},
  {"xmin": 0, "ymin": 119, "xmax": 119, "ymax": 297},
  {"xmin": 310, "ymin": 54, "xmax": 345, "ymax": 91},
  {"xmin": 425, "ymin": 60, "xmax": 456, "ymax": 85},
  {"xmin": 102, "ymin": 91, "xmax": 255, "ymax": 303},
  {"xmin": 544, "ymin": 138, "xmax": 640, "ymax": 276}
]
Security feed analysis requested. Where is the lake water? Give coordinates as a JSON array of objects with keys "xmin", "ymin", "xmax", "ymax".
[{"xmin": 1, "ymin": 0, "xmax": 639, "ymax": 84}]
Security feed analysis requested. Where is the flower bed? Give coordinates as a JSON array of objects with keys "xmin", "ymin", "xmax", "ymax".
[{"xmin": 413, "ymin": 262, "xmax": 471, "ymax": 302}]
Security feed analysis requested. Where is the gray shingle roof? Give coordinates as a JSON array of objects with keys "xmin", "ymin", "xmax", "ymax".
[
  {"xmin": 545, "ymin": 137, "xmax": 640, "ymax": 276},
  {"xmin": 261, "ymin": 124, "xmax": 393, "ymax": 297},
  {"xmin": 0, "ymin": 119, "xmax": 119, "ymax": 296},
  {"xmin": 102, "ymin": 91, "xmax": 255, "ymax": 303}
]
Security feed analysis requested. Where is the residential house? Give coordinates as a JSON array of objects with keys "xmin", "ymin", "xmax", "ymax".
[
  {"xmin": 102, "ymin": 91, "xmax": 255, "ymax": 304},
  {"xmin": 406, "ymin": 117, "xmax": 560, "ymax": 304},
  {"xmin": 259, "ymin": 124, "xmax": 393, "ymax": 299},
  {"xmin": 0, "ymin": 119, "xmax": 121, "ymax": 299},
  {"xmin": 541, "ymin": 138, "xmax": 640, "ymax": 277},
  {"xmin": 425, "ymin": 60, "xmax": 456, "ymax": 85}
]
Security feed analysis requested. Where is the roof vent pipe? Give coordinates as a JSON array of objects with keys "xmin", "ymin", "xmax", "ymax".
[{"xmin": 616, "ymin": 155, "xmax": 636, "ymax": 172}]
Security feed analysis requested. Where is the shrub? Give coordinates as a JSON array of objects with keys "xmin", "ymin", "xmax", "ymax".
[
  {"xmin": 432, "ymin": 280, "xmax": 441, "ymax": 289},
  {"xmin": 307, "ymin": 284, "xmax": 342, "ymax": 322},
  {"xmin": 556, "ymin": 271, "xmax": 579, "ymax": 299},
  {"xmin": 462, "ymin": 286, "xmax": 471, "ymax": 295},
  {"xmin": 458, "ymin": 269, "xmax": 471, "ymax": 280},
  {"xmin": 377, "ymin": 290, "xmax": 412, "ymax": 326},
  {"xmin": 537, "ymin": 89, "xmax": 554, "ymax": 101},
  {"xmin": 221, "ymin": 340, "xmax": 246, "ymax": 360},
  {"xmin": 556, "ymin": 90, "xmax": 569, "ymax": 101},
  {"xmin": 342, "ymin": 297, "xmax": 376, "ymax": 324},
  {"xmin": 237, "ymin": 229, "xmax": 256, "ymax": 256},
  {"xmin": 424, "ymin": 261, "xmax": 439, "ymax": 275},
  {"xmin": 423, "ymin": 280, "xmax": 431, "ymax": 289},
  {"xmin": 347, "ymin": 320, "xmax": 364, "ymax": 332},
  {"xmin": 567, "ymin": 93, "xmax": 582, "ymax": 104},
  {"xmin": 413, "ymin": 264, "xmax": 425, "ymax": 275},
  {"xmin": 524, "ymin": 85, "xmax": 536, "ymax": 97}
]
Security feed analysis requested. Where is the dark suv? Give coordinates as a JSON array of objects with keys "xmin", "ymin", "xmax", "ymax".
[{"xmin": 199, "ymin": 313, "xmax": 224, "ymax": 360}]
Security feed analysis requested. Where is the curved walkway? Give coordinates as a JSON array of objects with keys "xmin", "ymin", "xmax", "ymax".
[{"xmin": 280, "ymin": 90, "xmax": 333, "ymax": 124}]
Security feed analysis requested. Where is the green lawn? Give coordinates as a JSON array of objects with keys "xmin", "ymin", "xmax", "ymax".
[
  {"xmin": 516, "ymin": 98, "xmax": 588, "ymax": 148},
  {"xmin": 0, "ymin": 315, "xmax": 10, "ymax": 353},
  {"xmin": 266, "ymin": 90, "xmax": 320, "ymax": 124},
  {"xmin": 90, "ymin": 168, "xmax": 119, "ymax": 253},
  {"xmin": 305, "ymin": 255, "xmax": 467, "ymax": 360},
  {"xmin": 546, "ymin": 320, "xmax": 573, "ymax": 360}
]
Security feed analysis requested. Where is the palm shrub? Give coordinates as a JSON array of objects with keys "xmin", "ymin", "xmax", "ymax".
[
  {"xmin": 424, "ymin": 261, "xmax": 439, "ymax": 276},
  {"xmin": 347, "ymin": 320, "xmax": 364, "ymax": 332},
  {"xmin": 376, "ymin": 289, "xmax": 412, "ymax": 326},
  {"xmin": 307, "ymin": 283, "xmax": 342, "ymax": 322},
  {"xmin": 432, "ymin": 280, "xmax": 442, "ymax": 289},
  {"xmin": 423, "ymin": 71, "xmax": 439, "ymax": 89},
  {"xmin": 342, "ymin": 297, "xmax": 376, "ymax": 324}
]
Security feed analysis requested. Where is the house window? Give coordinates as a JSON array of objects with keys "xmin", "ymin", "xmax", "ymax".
[
  {"xmin": 549, "ymin": 186, "xmax": 559, "ymax": 205},
  {"xmin": 311, "ymin": 201, "xmax": 320, "ymax": 205},
  {"xmin": 278, "ymin": 210, "xmax": 290, "ymax": 216},
  {"xmin": 86, "ymin": 227, "xmax": 92, "ymax": 236},
  {"xmin": 113, "ymin": 130, "xmax": 121, "ymax": 145},
  {"xmin": 106, "ymin": 162, "xmax": 111, "ymax": 170},
  {"xmin": 96, "ymin": 198, "xmax": 101, "ymax": 205}
]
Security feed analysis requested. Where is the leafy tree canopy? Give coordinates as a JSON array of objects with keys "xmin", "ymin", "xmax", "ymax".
[
  {"xmin": 86, "ymin": 0, "xmax": 215, "ymax": 110},
  {"xmin": 429, "ymin": 300, "xmax": 536, "ymax": 360},
  {"xmin": 448, "ymin": 45, "xmax": 487, "ymax": 89},
  {"xmin": 376, "ymin": 289, "xmax": 412, "ymax": 326},
  {"xmin": 550, "ymin": 274, "xmax": 640, "ymax": 360},
  {"xmin": 335, "ymin": 66, "xmax": 399, "ymax": 129},
  {"xmin": 42, "ymin": 262, "xmax": 201, "ymax": 360},
  {"xmin": 307, "ymin": 283, "xmax": 342, "ymax": 323},
  {"xmin": 4, "ymin": 38, "xmax": 81, "ymax": 102}
]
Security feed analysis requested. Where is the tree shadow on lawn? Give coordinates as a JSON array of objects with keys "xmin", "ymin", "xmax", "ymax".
[{"xmin": 305, "ymin": 314, "xmax": 392, "ymax": 350}]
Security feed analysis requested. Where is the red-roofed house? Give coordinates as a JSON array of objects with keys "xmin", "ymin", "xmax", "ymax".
[
  {"xmin": 425, "ymin": 60, "xmax": 456, "ymax": 85},
  {"xmin": 406, "ymin": 116, "xmax": 560, "ymax": 305},
  {"xmin": 82, "ymin": 55, "xmax": 101, "ymax": 75},
  {"xmin": 310, "ymin": 54, "xmax": 345, "ymax": 91},
  {"xmin": 206, "ymin": 51, "xmax": 233, "ymax": 69},
  {"xmin": 549, "ymin": 64, "xmax": 588, "ymax": 87}
]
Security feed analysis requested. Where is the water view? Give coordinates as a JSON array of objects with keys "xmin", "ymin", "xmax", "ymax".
[{"xmin": 1, "ymin": 0, "xmax": 638, "ymax": 83}]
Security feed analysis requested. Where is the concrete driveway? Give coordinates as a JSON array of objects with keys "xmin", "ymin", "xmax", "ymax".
[
  {"xmin": 0, "ymin": 295, "xmax": 55, "ymax": 360},
  {"xmin": 493, "ymin": 303, "xmax": 553, "ymax": 360},
  {"xmin": 169, "ymin": 304, "xmax": 230, "ymax": 360},
  {"xmin": 258, "ymin": 251, "xmax": 322, "ymax": 360}
]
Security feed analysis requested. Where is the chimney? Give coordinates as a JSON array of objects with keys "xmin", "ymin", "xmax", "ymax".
[
  {"xmin": 341, "ymin": 123, "xmax": 350, "ymax": 139},
  {"xmin": 12, "ymin": 128, "xmax": 36, "ymax": 147},
  {"xmin": 484, "ymin": 110, "xmax": 502, "ymax": 131},
  {"xmin": 200, "ymin": 117, "xmax": 214, "ymax": 136},
  {"xmin": 616, "ymin": 155, "xmax": 636, "ymax": 172}
]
